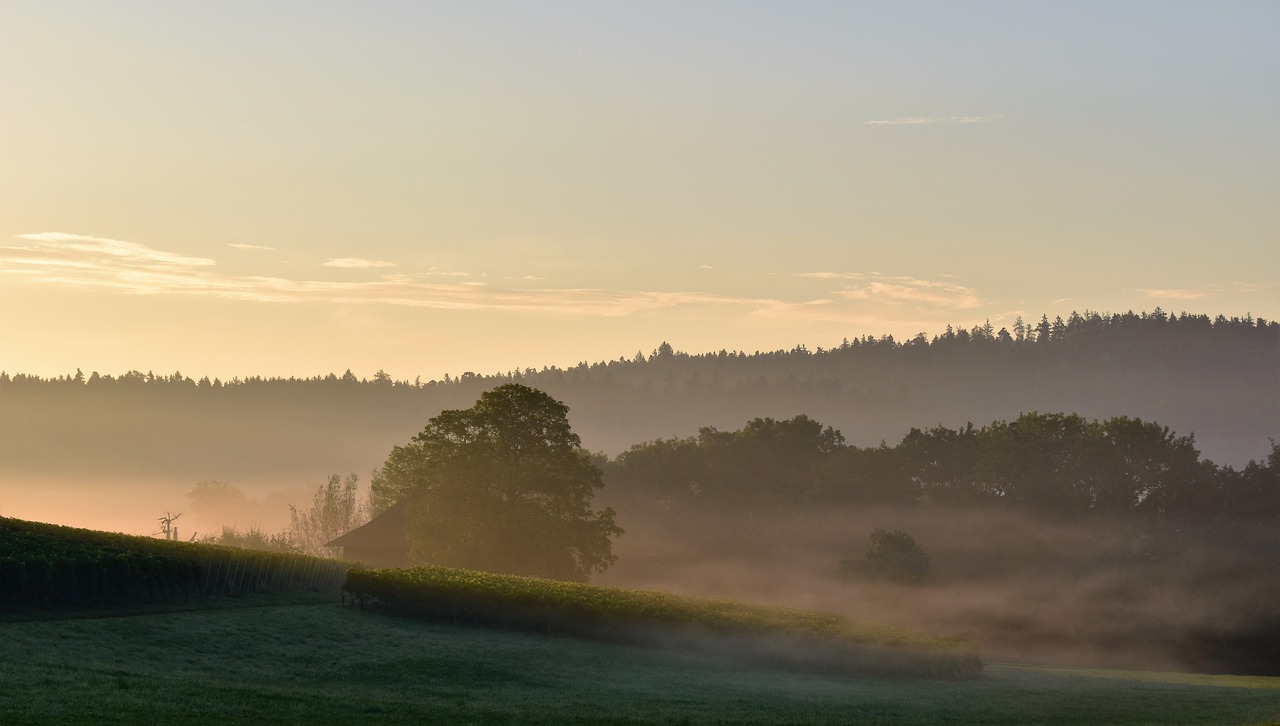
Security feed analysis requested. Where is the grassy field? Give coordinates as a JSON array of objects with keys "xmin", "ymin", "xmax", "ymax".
[
  {"xmin": 344, "ymin": 565, "xmax": 980, "ymax": 679},
  {"xmin": 2, "ymin": 593, "xmax": 1276, "ymax": 725}
]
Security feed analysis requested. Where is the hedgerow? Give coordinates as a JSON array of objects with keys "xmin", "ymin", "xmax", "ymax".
[
  {"xmin": 0, "ymin": 517, "xmax": 350, "ymax": 609},
  {"xmin": 344, "ymin": 566, "xmax": 983, "ymax": 679}
]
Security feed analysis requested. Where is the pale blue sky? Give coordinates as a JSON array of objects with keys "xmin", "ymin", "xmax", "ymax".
[{"xmin": 2, "ymin": 1, "xmax": 1276, "ymax": 378}]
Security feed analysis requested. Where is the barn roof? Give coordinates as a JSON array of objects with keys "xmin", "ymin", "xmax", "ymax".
[{"xmin": 326, "ymin": 500, "xmax": 410, "ymax": 548}]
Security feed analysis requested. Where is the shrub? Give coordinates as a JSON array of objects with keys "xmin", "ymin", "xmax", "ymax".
[{"xmin": 840, "ymin": 528, "xmax": 930, "ymax": 584}]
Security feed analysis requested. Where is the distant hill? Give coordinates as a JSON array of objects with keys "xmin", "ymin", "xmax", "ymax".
[{"xmin": 0, "ymin": 310, "xmax": 1275, "ymax": 493}]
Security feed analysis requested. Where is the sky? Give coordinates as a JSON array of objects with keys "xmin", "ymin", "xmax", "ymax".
[{"xmin": 2, "ymin": 0, "xmax": 1277, "ymax": 381}]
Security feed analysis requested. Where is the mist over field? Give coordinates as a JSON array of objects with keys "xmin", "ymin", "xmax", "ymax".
[
  {"xmin": 2, "ymin": 312, "xmax": 1277, "ymax": 676},
  {"xmin": 597, "ymin": 504, "xmax": 1279, "ymax": 674}
]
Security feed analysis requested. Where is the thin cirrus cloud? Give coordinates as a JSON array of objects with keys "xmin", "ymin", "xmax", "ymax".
[
  {"xmin": 227, "ymin": 243, "xmax": 275, "ymax": 251},
  {"xmin": 0, "ymin": 232, "xmax": 786, "ymax": 316},
  {"xmin": 800, "ymin": 272, "xmax": 985, "ymax": 310},
  {"xmin": 11, "ymin": 232, "xmax": 215, "ymax": 270},
  {"xmin": 864, "ymin": 115, "xmax": 1003, "ymax": 126},
  {"xmin": 323, "ymin": 258, "xmax": 397, "ymax": 269},
  {"xmin": 1139, "ymin": 288, "xmax": 1213, "ymax": 301},
  {"xmin": 1, "ymin": 233, "xmax": 993, "ymax": 323},
  {"xmin": 797, "ymin": 272, "xmax": 866, "ymax": 280},
  {"xmin": 1137, "ymin": 282, "xmax": 1272, "ymax": 301}
]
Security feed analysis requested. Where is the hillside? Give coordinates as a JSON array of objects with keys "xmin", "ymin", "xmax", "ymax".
[
  {"xmin": 0, "ymin": 516, "xmax": 978, "ymax": 680},
  {"xmin": 2, "ymin": 519, "xmax": 1275, "ymax": 724}
]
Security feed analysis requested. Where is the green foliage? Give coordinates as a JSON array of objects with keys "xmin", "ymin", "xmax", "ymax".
[
  {"xmin": 373, "ymin": 384, "xmax": 621, "ymax": 581},
  {"xmin": 607, "ymin": 414, "xmax": 847, "ymax": 541},
  {"xmin": 343, "ymin": 565, "xmax": 980, "ymax": 678},
  {"xmin": 0, "ymin": 517, "xmax": 350, "ymax": 610},
  {"xmin": 899, "ymin": 413, "xmax": 1215, "ymax": 518},
  {"xmin": 839, "ymin": 529, "xmax": 931, "ymax": 585},
  {"xmin": 612, "ymin": 410, "xmax": 1265, "ymax": 524},
  {"xmin": 1208, "ymin": 441, "xmax": 1280, "ymax": 519}
]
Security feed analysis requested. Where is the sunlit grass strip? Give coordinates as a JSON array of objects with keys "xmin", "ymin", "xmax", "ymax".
[{"xmin": 344, "ymin": 566, "xmax": 983, "ymax": 679}]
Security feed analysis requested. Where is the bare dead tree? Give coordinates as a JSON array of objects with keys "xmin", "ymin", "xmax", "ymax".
[{"xmin": 156, "ymin": 511, "xmax": 182, "ymax": 540}]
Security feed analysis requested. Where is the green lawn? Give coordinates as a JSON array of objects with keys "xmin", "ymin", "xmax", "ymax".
[{"xmin": 2, "ymin": 594, "xmax": 1277, "ymax": 725}]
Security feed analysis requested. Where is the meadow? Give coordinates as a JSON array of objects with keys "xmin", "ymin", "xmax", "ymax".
[
  {"xmin": 3, "ymin": 593, "xmax": 1278, "ymax": 725},
  {"xmin": 343, "ymin": 565, "xmax": 980, "ymax": 679}
]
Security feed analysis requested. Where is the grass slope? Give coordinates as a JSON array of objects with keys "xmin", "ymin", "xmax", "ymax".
[
  {"xmin": 3, "ymin": 594, "xmax": 1277, "ymax": 726},
  {"xmin": 0, "ymin": 516, "xmax": 348, "ymax": 610},
  {"xmin": 345, "ymin": 566, "xmax": 980, "ymax": 679}
]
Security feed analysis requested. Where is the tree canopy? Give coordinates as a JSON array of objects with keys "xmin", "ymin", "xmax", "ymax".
[
  {"xmin": 371, "ymin": 384, "xmax": 621, "ymax": 581},
  {"xmin": 606, "ymin": 411, "xmax": 1275, "ymax": 526}
]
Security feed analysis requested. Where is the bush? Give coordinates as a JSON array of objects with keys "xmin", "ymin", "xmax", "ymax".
[{"xmin": 840, "ymin": 528, "xmax": 930, "ymax": 584}]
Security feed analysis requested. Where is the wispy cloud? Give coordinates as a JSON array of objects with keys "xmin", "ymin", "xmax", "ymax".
[
  {"xmin": 323, "ymin": 258, "xmax": 397, "ymax": 269},
  {"xmin": 864, "ymin": 114, "xmax": 1003, "ymax": 126},
  {"xmin": 1137, "ymin": 282, "xmax": 1273, "ymax": 301},
  {"xmin": 1138, "ymin": 288, "xmax": 1212, "ymax": 300},
  {"xmin": 2, "ymin": 234, "xmax": 998, "ymax": 326},
  {"xmin": 0, "ymin": 233, "xmax": 787, "ymax": 317},
  {"xmin": 825, "ymin": 273, "xmax": 984, "ymax": 310},
  {"xmin": 797, "ymin": 272, "xmax": 865, "ymax": 280},
  {"xmin": 1226, "ymin": 281, "xmax": 1272, "ymax": 293},
  {"xmin": 12, "ymin": 233, "xmax": 214, "ymax": 270},
  {"xmin": 227, "ymin": 243, "xmax": 274, "ymax": 251}
]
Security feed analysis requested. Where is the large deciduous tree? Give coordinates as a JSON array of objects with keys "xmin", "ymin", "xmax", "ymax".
[{"xmin": 371, "ymin": 384, "xmax": 621, "ymax": 581}]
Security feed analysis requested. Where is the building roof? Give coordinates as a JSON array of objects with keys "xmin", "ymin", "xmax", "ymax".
[{"xmin": 325, "ymin": 500, "xmax": 410, "ymax": 549}]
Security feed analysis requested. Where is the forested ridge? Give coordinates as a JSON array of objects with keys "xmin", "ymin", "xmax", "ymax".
[{"xmin": 0, "ymin": 310, "xmax": 1275, "ymax": 487}]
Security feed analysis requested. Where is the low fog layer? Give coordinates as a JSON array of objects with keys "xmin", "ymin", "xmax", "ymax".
[
  {"xmin": 1, "ymin": 311, "xmax": 1276, "ymax": 674},
  {"xmin": 588, "ymin": 410, "xmax": 1279, "ymax": 675},
  {"xmin": 597, "ymin": 505, "xmax": 1278, "ymax": 675}
]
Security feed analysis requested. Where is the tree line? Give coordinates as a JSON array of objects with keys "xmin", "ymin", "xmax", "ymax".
[
  {"xmin": 0, "ymin": 308, "xmax": 1274, "ymax": 490},
  {"xmin": 203, "ymin": 400, "xmax": 1276, "ymax": 581},
  {"xmin": 3, "ymin": 309, "xmax": 1273, "ymax": 391},
  {"xmin": 602, "ymin": 412, "xmax": 1278, "ymax": 529}
]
